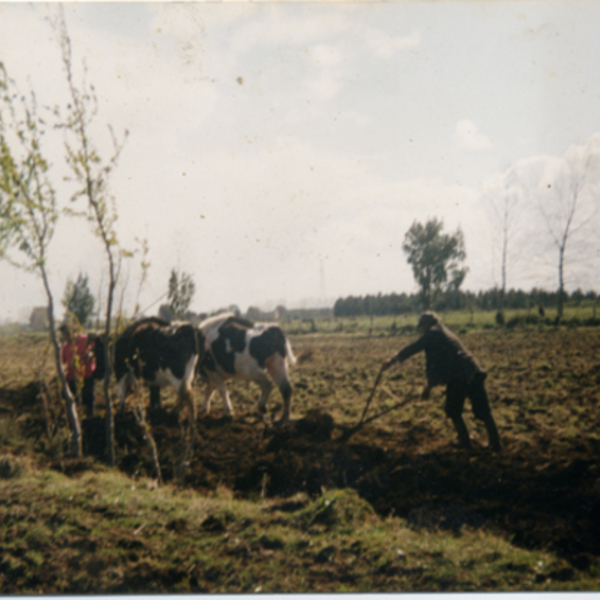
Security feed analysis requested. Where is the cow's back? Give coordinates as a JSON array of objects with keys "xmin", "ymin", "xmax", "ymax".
[
  {"xmin": 211, "ymin": 318, "xmax": 252, "ymax": 374},
  {"xmin": 114, "ymin": 318, "xmax": 198, "ymax": 382},
  {"xmin": 114, "ymin": 319, "xmax": 164, "ymax": 381},
  {"xmin": 248, "ymin": 326, "xmax": 289, "ymax": 368}
]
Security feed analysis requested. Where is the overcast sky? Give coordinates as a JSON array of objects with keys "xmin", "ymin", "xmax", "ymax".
[{"xmin": 1, "ymin": 1, "xmax": 600, "ymax": 322}]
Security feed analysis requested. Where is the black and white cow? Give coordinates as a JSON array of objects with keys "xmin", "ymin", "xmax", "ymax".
[
  {"xmin": 114, "ymin": 317, "xmax": 200, "ymax": 417},
  {"xmin": 197, "ymin": 312, "xmax": 296, "ymax": 422}
]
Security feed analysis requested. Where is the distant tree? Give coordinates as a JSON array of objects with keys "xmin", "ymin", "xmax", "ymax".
[
  {"xmin": 29, "ymin": 306, "xmax": 49, "ymax": 331},
  {"xmin": 535, "ymin": 136, "xmax": 600, "ymax": 320},
  {"xmin": 229, "ymin": 304, "xmax": 242, "ymax": 318},
  {"xmin": 245, "ymin": 306, "xmax": 262, "ymax": 322},
  {"xmin": 483, "ymin": 166, "xmax": 527, "ymax": 321},
  {"xmin": 167, "ymin": 269, "xmax": 196, "ymax": 319},
  {"xmin": 402, "ymin": 218, "xmax": 468, "ymax": 309},
  {"xmin": 63, "ymin": 272, "xmax": 95, "ymax": 327}
]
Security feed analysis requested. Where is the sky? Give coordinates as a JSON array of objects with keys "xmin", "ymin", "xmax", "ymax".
[{"xmin": 1, "ymin": 1, "xmax": 600, "ymax": 322}]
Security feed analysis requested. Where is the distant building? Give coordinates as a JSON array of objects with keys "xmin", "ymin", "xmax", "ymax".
[
  {"xmin": 245, "ymin": 305, "xmax": 332, "ymax": 322},
  {"xmin": 246, "ymin": 306, "xmax": 278, "ymax": 322},
  {"xmin": 29, "ymin": 306, "xmax": 49, "ymax": 331}
]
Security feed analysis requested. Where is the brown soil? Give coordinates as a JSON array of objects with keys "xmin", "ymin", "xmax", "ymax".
[
  {"xmin": 66, "ymin": 403, "xmax": 600, "ymax": 569},
  {"xmin": 2, "ymin": 326, "xmax": 600, "ymax": 575}
]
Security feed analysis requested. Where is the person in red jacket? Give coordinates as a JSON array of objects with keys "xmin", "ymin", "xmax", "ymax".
[
  {"xmin": 59, "ymin": 323, "xmax": 97, "ymax": 418},
  {"xmin": 382, "ymin": 311, "xmax": 501, "ymax": 452}
]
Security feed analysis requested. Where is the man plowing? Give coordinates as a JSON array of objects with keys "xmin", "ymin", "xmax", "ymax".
[{"xmin": 382, "ymin": 311, "xmax": 502, "ymax": 452}]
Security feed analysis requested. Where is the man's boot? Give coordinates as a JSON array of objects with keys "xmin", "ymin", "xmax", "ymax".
[
  {"xmin": 451, "ymin": 416, "xmax": 472, "ymax": 450},
  {"xmin": 484, "ymin": 415, "xmax": 502, "ymax": 452}
]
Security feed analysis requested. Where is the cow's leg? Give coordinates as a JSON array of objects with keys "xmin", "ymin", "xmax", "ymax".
[
  {"xmin": 217, "ymin": 380, "xmax": 234, "ymax": 417},
  {"xmin": 202, "ymin": 386, "xmax": 215, "ymax": 415},
  {"xmin": 205, "ymin": 373, "xmax": 234, "ymax": 417},
  {"xmin": 236, "ymin": 355, "xmax": 274, "ymax": 417},
  {"xmin": 265, "ymin": 354, "xmax": 292, "ymax": 422},
  {"xmin": 277, "ymin": 380, "xmax": 292, "ymax": 423},
  {"xmin": 177, "ymin": 354, "xmax": 198, "ymax": 422},
  {"xmin": 253, "ymin": 371, "xmax": 273, "ymax": 415},
  {"xmin": 178, "ymin": 383, "xmax": 196, "ymax": 423}
]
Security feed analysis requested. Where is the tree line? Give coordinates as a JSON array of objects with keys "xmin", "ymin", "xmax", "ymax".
[{"xmin": 333, "ymin": 286, "xmax": 598, "ymax": 318}]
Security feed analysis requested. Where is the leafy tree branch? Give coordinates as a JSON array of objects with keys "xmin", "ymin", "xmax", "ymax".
[{"xmin": 0, "ymin": 62, "xmax": 82, "ymax": 457}]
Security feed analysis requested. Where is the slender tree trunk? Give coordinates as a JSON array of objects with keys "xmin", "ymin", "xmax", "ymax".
[
  {"xmin": 131, "ymin": 374, "xmax": 162, "ymax": 485},
  {"xmin": 557, "ymin": 245, "xmax": 566, "ymax": 321},
  {"xmin": 104, "ymin": 272, "xmax": 116, "ymax": 466},
  {"xmin": 146, "ymin": 422, "xmax": 163, "ymax": 486},
  {"xmin": 422, "ymin": 269, "xmax": 431, "ymax": 310},
  {"xmin": 38, "ymin": 376, "xmax": 54, "ymax": 442},
  {"xmin": 499, "ymin": 226, "xmax": 508, "ymax": 318},
  {"xmin": 42, "ymin": 268, "xmax": 82, "ymax": 457}
]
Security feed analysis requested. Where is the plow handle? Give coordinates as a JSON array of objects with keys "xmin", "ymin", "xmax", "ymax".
[{"xmin": 358, "ymin": 366, "xmax": 384, "ymax": 426}]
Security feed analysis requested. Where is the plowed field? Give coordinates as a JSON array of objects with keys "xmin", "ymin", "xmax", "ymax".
[{"xmin": 2, "ymin": 326, "xmax": 600, "ymax": 578}]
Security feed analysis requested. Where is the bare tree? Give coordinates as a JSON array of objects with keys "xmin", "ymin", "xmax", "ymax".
[
  {"xmin": 0, "ymin": 63, "xmax": 82, "ymax": 456},
  {"xmin": 483, "ymin": 166, "xmax": 527, "ymax": 321},
  {"xmin": 54, "ymin": 8, "xmax": 129, "ymax": 465},
  {"xmin": 133, "ymin": 237, "xmax": 151, "ymax": 318},
  {"xmin": 537, "ymin": 138, "xmax": 600, "ymax": 320}
]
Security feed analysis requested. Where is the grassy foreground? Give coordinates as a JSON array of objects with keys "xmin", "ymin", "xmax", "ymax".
[{"xmin": 0, "ymin": 460, "xmax": 592, "ymax": 594}]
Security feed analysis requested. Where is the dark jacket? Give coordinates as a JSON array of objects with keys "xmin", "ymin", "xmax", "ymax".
[{"xmin": 393, "ymin": 323, "xmax": 483, "ymax": 386}]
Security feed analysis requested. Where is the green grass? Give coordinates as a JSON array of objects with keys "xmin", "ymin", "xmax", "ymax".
[
  {"xmin": 0, "ymin": 464, "xmax": 593, "ymax": 593},
  {"xmin": 280, "ymin": 305, "xmax": 600, "ymax": 337}
]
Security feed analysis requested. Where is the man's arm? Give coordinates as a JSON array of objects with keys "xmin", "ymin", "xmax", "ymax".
[{"xmin": 381, "ymin": 334, "xmax": 428, "ymax": 371}]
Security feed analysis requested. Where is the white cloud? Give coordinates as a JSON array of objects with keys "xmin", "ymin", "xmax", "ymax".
[
  {"xmin": 364, "ymin": 29, "xmax": 421, "ymax": 59},
  {"xmin": 305, "ymin": 45, "xmax": 347, "ymax": 103},
  {"xmin": 305, "ymin": 70, "xmax": 343, "ymax": 103},
  {"xmin": 454, "ymin": 120, "xmax": 493, "ymax": 152},
  {"xmin": 337, "ymin": 109, "xmax": 372, "ymax": 126},
  {"xmin": 311, "ymin": 44, "xmax": 344, "ymax": 68}
]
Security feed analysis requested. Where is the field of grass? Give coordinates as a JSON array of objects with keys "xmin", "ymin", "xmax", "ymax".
[
  {"xmin": 0, "ymin": 315, "xmax": 600, "ymax": 592},
  {"xmin": 283, "ymin": 305, "xmax": 600, "ymax": 335}
]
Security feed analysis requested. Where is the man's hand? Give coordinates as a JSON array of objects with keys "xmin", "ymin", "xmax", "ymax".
[{"xmin": 381, "ymin": 357, "xmax": 396, "ymax": 372}]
